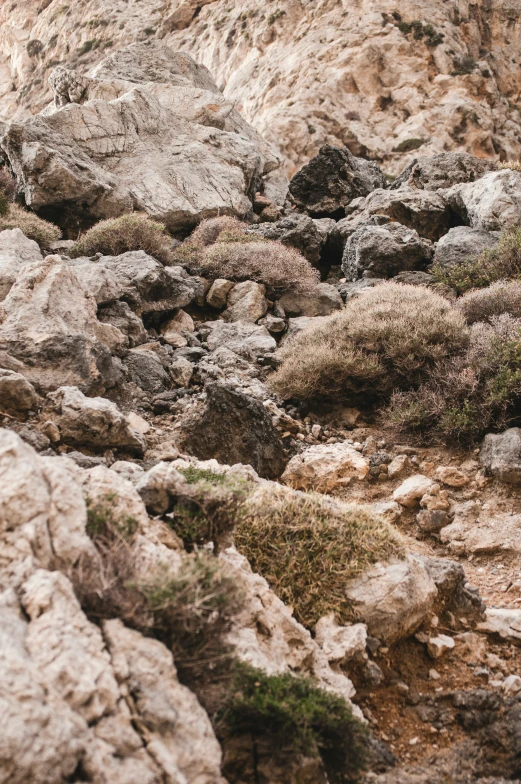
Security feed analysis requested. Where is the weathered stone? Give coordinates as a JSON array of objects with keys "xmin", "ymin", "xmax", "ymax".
[
  {"xmin": 392, "ymin": 152, "xmax": 497, "ymax": 191},
  {"xmin": 433, "ymin": 226, "xmax": 500, "ymax": 269},
  {"xmin": 445, "ymin": 169, "xmax": 521, "ymax": 231},
  {"xmin": 435, "ymin": 466, "xmax": 469, "ymax": 487},
  {"xmin": 315, "ymin": 615, "xmax": 368, "ymax": 666},
  {"xmin": 393, "ymin": 474, "xmax": 435, "ymax": 507},
  {"xmin": 43, "ymin": 385, "xmax": 146, "ymax": 454},
  {"xmin": 258, "ymin": 314, "xmax": 286, "ymax": 334},
  {"xmin": 0, "ymin": 368, "xmax": 39, "ymax": 416},
  {"xmin": 160, "ymin": 309, "xmax": 194, "ymax": 347},
  {"xmin": 278, "ymin": 315, "xmax": 328, "ymax": 347},
  {"xmin": 387, "ymin": 454, "xmax": 410, "ymax": 479},
  {"xmin": 223, "ymin": 281, "xmax": 268, "ymax": 323},
  {"xmin": 169, "ymin": 356, "xmax": 194, "ymax": 388},
  {"xmin": 0, "ymin": 228, "xmax": 43, "ymax": 302},
  {"xmin": 278, "ymin": 283, "xmax": 343, "ymax": 317},
  {"xmin": 352, "ymin": 187, "xmax": 452, "ymax": 241},
  {"xmin": 480, "ymin": 428, "xmax": 521, "ymax": 484},
  {"xmin": 417, "ymin": 509, "xmax": 450, "ymax": 533},
  {"xmin": 342, "ymin": 221, "xmax": 432, "ymax": 281},
  {"xmin": 288, "ymin": 145, "xmax": 385, "ymax": 217},
  {"xmin": 246, "ymin": 214, "xmax": 326, "ymax": 265},
  {"xmin": 125, "ymin": 348, "xmax": 171, "ymax": 393},
  {"xmin": 176, "ymin": 382, "xmax": 287, "ymax": 479},
  {"xmin": 427, "ymin": 634, "xmax": 455, "ymax": 659},
  {"xmin": 97, "ymin": 300, "xmax": 147, "ymax": 348},
  {"xmin": 281, "ymin": 442, "xmax": 369, "ymax": 492},
  {"xmin": 206, "ymin": 278, "xmax": 234, "ymax": 309},
  {"xmin": 201, "ymin": 320, "xmax": 276, "ymax": 361},
  {"xmin": 477, "ymin": 608, "xmax": 521, "ymax": 645},
  {"xmin": 441, "ymin": 509, "xmax": 521, "ymax": 557}
]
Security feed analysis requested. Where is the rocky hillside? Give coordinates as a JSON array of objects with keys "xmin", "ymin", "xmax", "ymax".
[
  {"xmin": 2, "ymin": 1, "xmax": 521, "ymax": 176},
  {"xmin": 3, "ymin": 29, "xmax": 521, "ymax": 784}
]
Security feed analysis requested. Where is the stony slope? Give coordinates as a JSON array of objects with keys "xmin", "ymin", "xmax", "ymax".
[{"xmin": 2, "ymin": 0, "xmax": 521, "ymax": 176}]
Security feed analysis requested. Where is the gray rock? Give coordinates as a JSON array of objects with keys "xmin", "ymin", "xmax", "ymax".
[
  {"xmin": 288, "ymin": 144, "xmax": 385, "ymax": 217},
  {"xmin": 342, "ymin": 221, "xmax": 433, "ymax": 280},
  {"xmin": 337, "ymin": 278, "xmax": 382, "ymax": 302},
  {"xmin": 351, "ymin": 186, "xmax": 452, "ymax": 241},
  {"xmin": 125, "ymin": 348, "xmax": 171, "ymax": 393},
  {"xmin": 223, "ymin": 281, "xmax": 268, "ymax": 323},
  {"xmin": 200, "ymin": 320, "xmax": 276, "ymax": 361},
  {"xmin": 417, "ymin": 509, "xmax": 450, "ymax": 533},
  {"xmin": 176, "ymin": 382, "xmax": 287, "ymax": 479},
  {"xmin": 480, "ymin": 428, "xmax": 521, "ymax": 484},
  {"xmin": 97, "ymin": 300, "xmax": 147, "ymax": 348},
  {"xmin": 0, "ymin": 369, "xmax": 39, "ymax": 416},
  {"xmin": 392, "ymin": 270, "xmax": 435, "ymax": 286},
  {"xmin": 433, "ymin": 226, "xmax": 500, "ymax": 269},
  {"xmin": 245, "ymin": 214, "xmax": 325, "ymax": 265},
  {"xmin": 0, "ymin": 228, "xmax": 43, "ymax": 302},
  {"xmin": 278, "ymin": 282, "xmax": 343, "ymax": 317},
  {"xmin": 445, "ymin": 169, "xmax": 521, "ymax": 231},
  {"xmin": 391, "ymin": 152, "xmax": 498, "ymax": 191}
]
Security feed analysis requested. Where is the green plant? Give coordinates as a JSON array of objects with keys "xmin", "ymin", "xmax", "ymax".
[
  {"xmin": 0, "ymin": 203, "xmax": 60, "ymax": 248},
  {"xmin": 267, "ymin": 9, "xmax": 286, "ymax": 24},
  {"xmin": 235, "ymin": 484, "xmax": 404, "ymax": 627},
  {"xmin": 387, "ymin": 314, "xmax": 521, "ymax": 444},
  {"xmin": 86, "ymin": 493, "xmax": 139, "ymax": 540},
  {"xmin": 451, "ymin": 55, "xmax": 477, "ymax": 75},
  {"xmin": 70, "ymin": 213, "xmax": 173, "ymax": 263},
  {"xmin": 178, "ymin": 465, "xmax": 230, "ymax": 485},
  {"xmin": 77, "ymin": 39, "xmax": 100, "ymax": 56},
  {"xmin": 395, "ymin": 20, "xmax": 443, "ymax": 46},
  {"xmin": 392, "ymin": 138, "xmax": 425, "ymax": 153},
  {"xmin": 217, "ymin": 664, "xmax": 368, "ymax": 783},
  {"xmin": 269, "ymin": 282, "xmax": 467, "ymax": 404},
  {"xmin": 432, "ymin": 227, "xmax": 521, "ymax": 293}
]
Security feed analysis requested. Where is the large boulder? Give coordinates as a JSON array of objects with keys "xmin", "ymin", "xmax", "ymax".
[
  {"xmin": 0, "ymin": 228, "xmax": 43, "ymax": 302},
  {"xmin": 245, "ymin": 214, "xmax": 326, "ymax": 265},
  {"xmin": 480, "ymin": 428, "xmax": 521, "ymax": 484},
  {"xmin": 342, "ymin": 221, "xmax": 433, "ymax": 280},
  {"xmin": 445, "ymin": 169, "xmax": 521, "ymax": 231},
  {"xmin": 176, "ymin": 383, "xmax": 287, "ymax": 479},
  {"xmin": 288, "ymin": 145, "xmax": 385, "ymax": 217},
  {"xmin": 278, "ymin": 282, "xmax": 343, "ymax": 317},
  {"xmin": 433, "ymin": 226, "xmax": 500, "ymax": 269},
  {"xmin": 0, "ymin": 42, "xmax": 283, "ymax": 233},
  {"xmin": 391, "ymin": 152, "xmax": 498, "ymax": 191}
]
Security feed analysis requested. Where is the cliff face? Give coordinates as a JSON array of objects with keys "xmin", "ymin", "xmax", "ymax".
[{"xmin": 2, "ymin": 0, "xmax": 521, "ymax": 175}]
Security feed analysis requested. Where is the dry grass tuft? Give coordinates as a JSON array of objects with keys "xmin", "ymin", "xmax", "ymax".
[
  {"xmin": 235, "ymin": 484, "xmax": 405, "ymax": 628},
  {"xmin": 499, "ymin": 161, "xmax": 521, "ymax": 172},
  {"xmin": 190, "ymin": 215, "xmax": 246, "ymax": 247},
  {"xmin": 270, "ymin": 283, "xmax": 467, "ymax": 404},
  {"xmin": 0, "ymin": 167, "xmax": 17, "ymax": 202},
  {"xmin": 0, "ymin": 203, "xmax": 60, "ymax": 248},
  {"xmin": 70, "ymin": 213, "xmax": 173, "ymax": 263},
  {"xmin": 457, "ymin": 280, "xmax": 521, "ymax": 324}
]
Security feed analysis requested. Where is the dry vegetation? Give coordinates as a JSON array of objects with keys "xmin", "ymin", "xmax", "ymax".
[
  {"xmin": 0, "ymin": 203, "xmax": 61, "ymax": 248},
  {"xmin": 0, "ymin": 166, "xmax": 17, "ymax": 202},
  {"xmin": 270, "ymin": 283, "xmax": 467, "ymax": 404},
  {"xmin": 456, "ymin": 280, "xmax": 521, "ymax": 324},
  {"xmin": 70, "ymin": 213, "xmax": 173, "ymax": 263},
  {"xmin": 189, "ymin": 215, "xmax": 246, "ymax": 246},
  {"xmin": 235, "ymin": 484, "xmax": 405, "ymax": 628}
]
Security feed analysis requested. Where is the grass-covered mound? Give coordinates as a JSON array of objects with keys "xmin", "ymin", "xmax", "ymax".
[
  {"xmin": 70, "ymin": 213, "xmax": 173, "ymax": 263},
  {"xmin": 0, "ymin": 203, "xmax": 60, "ymax": 248}
]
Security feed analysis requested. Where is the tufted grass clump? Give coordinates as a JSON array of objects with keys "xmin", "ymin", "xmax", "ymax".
[
  {"xmin": 70, "ymin": 213, "xmax": 173, "ymax": 263},
  {"xmin": 387, "ymin": 314, "xmax": 521, "ymax": 444},
  {"xmin": 432, "ymin": 227, "xmax": 521, "ymax": 294},
  {"xmin": 217, "ymin": 664, "xmax": 369, "ymax": 783},
  {"xmin": 269, "ymin": 283, "xmax": 467, "ymax": 404},
  {"xmin": 235, "ymin": 484, "xmax": 405, "ymax": 628},
  {"xmin": 0, "ymin": 203, "xmax": 61, "ymax": 248}
]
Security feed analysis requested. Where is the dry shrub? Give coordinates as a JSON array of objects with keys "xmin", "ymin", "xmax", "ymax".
[
  {"xmin": 190, "ymin": 215, "xmax": 246, "ymax": 247},
  {"xmin": 499, "ymin": 161, "xmax": 521, "ymax": 172},
  {"xmin": 433, "ymin": 226, "xmax": 521, "ymax": 293},
  {"xmin": 0, "ymin": 203, "xmax": 60, "ymax": 248},
  {"xmin": 196, "ymin": 240, "xmax": 320, "ymax": 294},
  {"xmin": 270, "ymin": 283, "xmax": 467, "ymax": 404},
  {"xmin": 387, "ymin": 314, "xmax": 521, "ymax": 444},
  {"xmin": 0, "ymin": 191, "xmax": 7, "ymax": 217},
  {"xmin": 235, "ymin": 484, "xmax": 405, "ymax": 628},
  {"xmin": 0, "ymin": 166, "xmax": 16, "ymax": 202},
  {"xmin": 71, "ymin": 213, "xmax": 173, "ymax": 263},
  {"xmin": 457, "ymin": 280, "xmax": 521, "ymax": 324}
]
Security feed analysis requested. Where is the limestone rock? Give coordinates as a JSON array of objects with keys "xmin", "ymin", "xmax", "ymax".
[
  {"xmin": 160, "ymin": 309, "xmax": 195, "ymax": 347},
  {"xmin": 393, "ymin": 475, "xmax": 435, "ymax": 508},
  {"xmin": 278, "ymin": 283, "xmax": 343, "ymax": 317},
  {"xmin": 344, "ymin": 554, "xmax": 438, "ymax": 645},
  {"xmin": 352, "ymin": 187, "xmax": 451, "ymax": 241},
  {"xmin": 0, "ymin": 228, "xmax": 42, "ymax": 302},
  {"xmin": 176, "ymin": 382, "xmax": 287, "ymax": 479},
  {"xmin": 0, "ymin": 368, "xmax": 39, "ymax": 416},
  {"xmin": 282, "ymin": 442, "xmax": 369, "ymax": 492},
  {"xmin": 169, "ymin": 356, "xmax": 194, "ymax": 388},
  {"xmin": 43, "ymin": 385, "xmax": 146, "ymax": 454},
  {"xmin": 387, "ymin": 455, "xmax": 410, "ymax": 480},
  {"xmin": 441, "ymin": 509, "xmax": 521, "ymax": 557},
  {"xmin": 206, "ymin": 279, "xmax": 234, "ymax": 309},
  {"xmin": 246, "ymin": 213, "xmax": 327, "ymax": 265},
  {"xmin": 125, "ymin": 347, "xmax": 171, "ymax": 393},
  {"xmin": 417, "ymin": 510, "xmax": 450, "ymax": 534},
  {"xmin": 223, "ymin": 281, "xmax": 268, "ymax": 323},
  {"xmin": 314, "ymin": 615, "xmax": 368, "ymax": 666},
  {"xmin": 342, "ymin": 221, "xmax": 433, "ymax": 281},
  {"xmin": 445, "ymin": 169, "xmax": 521, "ymax": 231},
  {"xmin": 435, "ymin": 466, "xmax": 469, "ymax": 488},
  {"xmin": 427, "ymin": 634, "xmax": 455, "ymax": 659},
  {"xmin": 1, "ymin": 42, "xmax": 283, "ymax": 232},
  {"xmin": 433, "ymin": 226, "xmax": 500, "ymax": 269},
  {"xmin": 480, "ymin": 428, "xmax": 521, "ymax": 484},
  {"xmin": 392, "ymin": 152, "xmax": 498, "ymax": 191},
  {"xmin": 97, "ymin": 300, "xmax": 147, "ymax": 348},
  {"xmin": 200, "ymin": 320, "xmax": 276, "ymax": 361},
  {"xmin": 477, "ymin": 608, "xmax": 521, "ymax": 645}
]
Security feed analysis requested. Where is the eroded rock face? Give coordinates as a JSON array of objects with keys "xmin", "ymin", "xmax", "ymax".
[
  {"xmin": 0, "ymin": 228, "xmax": 43, "ymax": 302},
  {"xmin": 342, "ymin": 221, "xmax": 433, "ymax": 281},
  {"xmin": 391, "ymin": 152, "xmax": 498, "ymax": 191},
  {"xmin": 433, "ymin": 225, "xmax": 500, "ymax": 269},
  {"xmin": 445, "ymin": 169, "xmax": 521, "ymax": 231},
  {"xmin": 0, "ymin": 41, "xmax": 284, "ymax": 232}
]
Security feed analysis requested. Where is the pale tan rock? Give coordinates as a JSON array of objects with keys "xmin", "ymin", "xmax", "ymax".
[
  {"xmin": 435, "ymin": 466, "xmax": 469, "ymax": 487},
  {"xmin": 420, "ymin": 483, "xmax": 451, "ymax": 512},
  {"xmin": 81, "ymin": 464, "xmax": 150, "ymax": 529},
  {"xmin": 387, "ymin": 454, "xmax": 410, "ymax": 480},
  {"xmin": 0, "ymin": 228, "xmax": 43, "ymax": 302},
  {"xmin": 202, "ymin": 319, "xmax": 276, "ymax": 360},
  {"xmin": 160, "ymin": 309, "xmax": 195, "ymax": 346},
  {"xmin": 0, "ymin": 368, "xmax": 39, "ymax": 416},
  {"xmin": 314, "ymin": 615, "xmax": 368, "ymax": 666},
  {"xmin": 441, "ymin": 510, "xmax": 521, "ymax": 556},
  {"xmin": 427, "ymin": 633, "xmax": 455, "ymax": 659},
  {"xmin": 278, "ymin": 283, "xmax": 343, "ymax": 318},
  {"xmin": 371, "ymin": 500, "xmax": 403, "ymax": 524},
  {"xmin": 477, "ymin": 608, "xmax": 521, "ymax": 645},
  {"xmin": 282, "ymin": 441, "xmax": 370, "ymax": 492},
  {"xmin": 206, "ymin": 278, "xmax": 234, "ymax": 308},
  {"xmin": 454, "ymin": 632, "xmax": 487, "ymax": 663},
  {"xmin": 393, "ymin": 474, "xmax": 435, "ymax": 507},
  {"xmin": 170, "ymin": 356, "xmax": 194, "ymax": 388},
  {"xmin": 223, "ymin": 280, "xmax": 268, "ymax": 323}
]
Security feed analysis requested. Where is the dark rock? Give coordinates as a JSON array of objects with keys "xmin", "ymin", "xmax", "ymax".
[
  {"xmin": 433, "ymin": 226, "xmax": 500, "ymax": 269},
  {"xmin": 17, "ymin": 426, "xmax": 51, "ymax": 452},
  {"xmin": 97, "ymin": 300, "xmax": 147, "ymax": 348},
  {"xmin": 245, "ymin": 214, "xmax": 325, "ymax": 265},
  {"xmin": 480, "ymin": 428, "xmax": 521, "ymax": 484},
  {"xmin": 342, "ymin": 221, "xmax": 433, "ymax": 280},
  {"xmin": 337, "ymin": 278, "xmax": 382, "ymax": 302},
  {"xmin": 177, "ymin": 382, "xmax": 287, "ymax": 479},
  {"xmin": 417, "ymin": 509, "xmax": 450, "ymax": 533},
  {"xmin": 391, "ymin": 152, "xmax": 498, "ymax": 191},
  {"xmin": 66, "ymin": 451, "xmax": 108, "ymax": 468},
  {"xmin": 125, "ymin": 348, "xmax": 171, "ymax": 393},
  {"xmin": 173, "ymin": 346, "xmax": 208, "ymax": 362},
  {"xmin": 421, "ymin": 556, "xmax": 485, "ymax": 621},
  {"xmin": 288, "ymin": 144, "xmax": 385, "ymax": 218}
]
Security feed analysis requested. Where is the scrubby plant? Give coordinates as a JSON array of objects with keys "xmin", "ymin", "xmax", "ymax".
[
  {"xmin": 387, "ymin": 314, "xmax": 521, "ymax": 444},
  {"xmin": 234, "ymin": 484, "xmax": 404, "ymax": 628},
  {"xmin": 86, "ymin": 493, "xmax": 139, "ymax": 540},
  {"xmin": 189, "ymin": 215, "xmax": 246, "ymax": 247},
  {"xmin": 0, "ymin": 203, "xmax": 60, "ymax": 248},
  {"xmin": 432, "ymin": 227, "xmax": 521, "ymax": 293},
  {"xmin": 193, "ymin": 240, "xmax": 320, "ymax": 294},
  {"xmin": 70, "ymin": 213, "xmax": 173, "ymax": 263},
  {"xmin": 217, "ymin": 664, "xmax": 368, "ymax": 783},
  {"xmin": 0, "ymin": 191, "xmax": 8, "ymax": 217},
  {"xmin": 457, "ymin": 280, "xmax": 521, "ymax": 324},
  {"xmin": 0, "ymin": 166, "xmax": 16, "ymax": 202},
  {"xmin": 499, "ymin": 161, "xmax": 521, "ymax": 172},
  {"xmin": 269, "ymin": 283, "xmax": 467, "ymax": 404}
]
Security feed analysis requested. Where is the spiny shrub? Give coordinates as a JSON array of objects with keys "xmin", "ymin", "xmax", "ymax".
[
  {"xmin": 269, "ymin": 283, "xmax": 467, "ymax": 404},
  {"xmin": 217, "ymin": 664, "xmax": 369, "ymax": 784},
  {"xmin": 0, "ymin": 203, "xmax": 60, "ymax": 248},
  {"xmin": 0, "ymin": 166, "xmax": 17, "ymax": 202},
  {"xmin": 192, "ymin": 239, "xmax": 320, "ymax": 295},
  {"xmin": 432, "ymin": 227, "xmax": 521, "ymax": 293},
  {"xmin": 457, "ymin": 280, "xmax": 521, "ymax": 324},
  {"xmin": 387, "ymin": 314, "xmax": 521, "ymax": 444},
  {"xmin": 70, "ymin": 213, "xmax": 173, "ymax": 263},
  {"xmin": 235, "ymin": 484, "xmax": 404, "ymax": 627},
  {"xmin": 190, "ymin": 215, "xmax": 246, "ymax": 247}
]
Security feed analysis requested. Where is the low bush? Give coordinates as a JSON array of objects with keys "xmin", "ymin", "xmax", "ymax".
[
  {"xmin": 217, "ymin": 664, "xmax": 369, "ymax": 783},
  {"xmin": 432, "ymin": 227, "xmax": 521, "ymax": 293},
  {"xmin": 0, "ymin": 191, "xmax": 7, "ymax": 217},
  {"xmin": 70, "ymin": 213, "xmax": 173, "ymax": 263},
  {"xmin": 190, "ymin": 215, "xmax": 245, "ymax": 247},
  {"xmin": 269, "ymin": 283, "xmax": 467, "ymax": 404},
  {"xmin": 0, "ymin": 203, "xmax": 61, "ymax": 248},
  {"xmin": 193, "ymin": 239, "xmax": 320, "ymax": 295},
  {"xmin": 457, "ymin": 280, "xmax": 521, "ymax": 324},
  {"xmin": 387, "ymin": 314, "xmax": 521, "ymax": 444},
  {"xmin": 499, "ymin": 161, "xmax": 521, "ymax": 172},
  {"xmin": 0, "ymin": 166, "xmax": 17, "ymax": 202},
  {"xmin": 234, "ymin": 484, "xmax": 404, "ymax": 627}
]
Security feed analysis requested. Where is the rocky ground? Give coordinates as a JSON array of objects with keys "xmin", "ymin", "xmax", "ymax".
[{"xmin": 2, "ymin": 35, "xmax": 521, "ymax": 784}]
